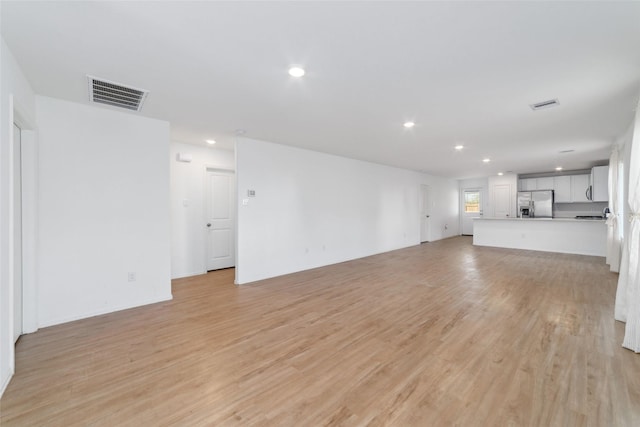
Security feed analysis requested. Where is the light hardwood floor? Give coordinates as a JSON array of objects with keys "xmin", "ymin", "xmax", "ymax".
[{"xmin": 1, "ymin": 237, "xmax": 639, "ymax": 426}]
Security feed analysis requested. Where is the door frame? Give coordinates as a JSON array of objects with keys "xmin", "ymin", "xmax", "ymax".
[
  {"xmin": 420, "ymin": 184, "xmax": 431, "ymax": 243},
  {"xmin": 202, "ymin": 164, "xmax": 236, "ymax": 273},
  {"xmin": 6, "ymin": 97, "xmax": 38, "ymax": 382}
]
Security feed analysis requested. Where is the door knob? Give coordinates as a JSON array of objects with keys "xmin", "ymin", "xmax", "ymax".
[{"xmin": 206, "ymin": 223, "xmax": 211, "ymax": 227}]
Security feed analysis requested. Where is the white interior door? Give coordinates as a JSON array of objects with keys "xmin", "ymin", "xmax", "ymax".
[
  {"xmin": 492, "ymin": 184, "xmax": 512, "ymax": 218},
  {"xmin": 462, "ymin": 189, "xmax": 482, "ymax": 235},
  {"xmin": 13, "ymin": 123, "xmax": 23, "ymax": 342},
  {"xmin": 420, "ymin": 185, "xmax": 431, "ymax": 242},
  {"xmin": 206, "ymin": 169, "xmax": 235, "ymax": 270}
]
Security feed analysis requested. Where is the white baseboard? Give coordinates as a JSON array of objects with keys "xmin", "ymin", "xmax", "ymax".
[
  {"xmin": 171, "ymin": 270, "xmax": 206, "ymax": 280},
  {"xmin": 1, "ymin": 370, "xmax": 13, "ymax": 400},
  {"xmin": 38, "ymin": 293, "xmax": 173, "ymax": 328}
]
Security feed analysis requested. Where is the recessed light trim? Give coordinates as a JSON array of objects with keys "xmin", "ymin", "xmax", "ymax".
[
  {"xmin": 288, "ymin": 67, "xmax": 305, "ymax": 77},
  {"xmin": 206, "ymin": 139, "xmax": 216, "ymax": 145},
  {"xmin": 483, "ymin": 158, "xmax": 491, "ymax": 163},
  {"xmin": 403, "ymin": 121, "xmax": 415, "ymax": 128},
  {"xmin": 454, "ymin": 145, "xmax": 464, "ymax": 151}
]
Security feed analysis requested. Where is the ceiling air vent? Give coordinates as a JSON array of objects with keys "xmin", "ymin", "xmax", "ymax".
[
  {"xmin": 530, "ymin": 98, "xmax": 559, "ymax": 111},
  {"xmin": 87, "ymin": 75, "xmax": 148, "ymax": 112}
]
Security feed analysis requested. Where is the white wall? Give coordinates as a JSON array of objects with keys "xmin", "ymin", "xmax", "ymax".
[
  {"xmin": 170, "ymin": 142, "xmax": 234, "ymax": 278},
  {"xmin": 36, "ymin": 96, "xmax": 172, "ymax": 327},
  {"xmin": 235, "ymin": 137, "xmax": 459, "ymax": 284},
  {"xmin": 0, "ymin": 36, "xmax": 36, "ymax": 397}
]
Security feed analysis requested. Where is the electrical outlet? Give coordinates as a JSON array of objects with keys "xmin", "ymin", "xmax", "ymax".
[{"xmin": 128, "ymin": 272, "xmax": 137, "ymax": 282}]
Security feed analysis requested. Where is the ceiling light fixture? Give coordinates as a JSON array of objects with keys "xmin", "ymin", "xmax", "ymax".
[
  {"xmin": 454, "ymin": 145, "xmax": 464, "ymax": 150},
  {"xmin": 288, "ymin": 67, "xmax": 305, "ymax": 77},
  {"xmin": 483, "ymin": 158, "xmax": 491, "ymax": 163},
  {"xmin": 498, "ymin": 172, "xmax": 504, "ymax": 176},
  {"xmin": 555, "ymin": 166, "xmax": 563, "ymax": 171},
  {"xmin": 206, "ymin": 139, "xmax": 216, "ymax": 145},
  {"xmin": 403, "ymin": 121, "xmax": 415, "ymax": 128}
]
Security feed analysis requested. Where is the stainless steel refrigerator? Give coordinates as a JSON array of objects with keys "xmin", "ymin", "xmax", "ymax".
[{"xmin": 517, "ymin": 190, "xmax": 553, "ymax": 218}]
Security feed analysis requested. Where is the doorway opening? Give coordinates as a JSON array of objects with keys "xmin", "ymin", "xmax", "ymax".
[{"xmin": 13, "ymin": 123, "xmax": 23, "ymax": 343}]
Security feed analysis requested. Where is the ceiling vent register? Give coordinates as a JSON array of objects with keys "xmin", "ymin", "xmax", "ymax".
[
  {"xmin": 530, "ymin": 98, "xmax": 560, "ymax": 111},
  {"xmin": 87, "ymin": 75, "xmax": 148, "ymax": 111}
]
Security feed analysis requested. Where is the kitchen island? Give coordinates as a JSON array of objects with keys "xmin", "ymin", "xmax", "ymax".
[{"xmin": 473, "ymin": 217, "xmax": 606, "ymax": 257}]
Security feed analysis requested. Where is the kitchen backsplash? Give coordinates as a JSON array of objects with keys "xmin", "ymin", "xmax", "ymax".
[{"xmin": 553, "ymin": 202, "xmax": 608, "ymax": 218}]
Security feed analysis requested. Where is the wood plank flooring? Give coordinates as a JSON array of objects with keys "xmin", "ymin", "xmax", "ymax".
[{"xmin": 1, "ymin": 236, "xmax": 638, "ymax": 426}]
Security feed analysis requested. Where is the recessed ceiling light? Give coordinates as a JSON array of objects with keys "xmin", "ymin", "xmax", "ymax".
[
  {"xmin": 454, "ymin": 145, "xmax": 464, "ymax": 150},
  {"xmin": 483, "ymin": 158, "xmax": 491, "ymax": 163},
  {"xmin": 288, "ymin": 67, "xmax": 305, "ymax": 77},
  {"xmin": 555, "ymin": 166, "xmax": 563, "ymax": 171},
  {"xmin": 403, "ymin": 121, "xmax": 415, "ymax": 128},
  {"xmin": 498, "ymin": 172, "xmax": 504, "ymax": 176},
  {"xmin": 206, "ymin": 139, "xmax": 216, "ymax": 145}
]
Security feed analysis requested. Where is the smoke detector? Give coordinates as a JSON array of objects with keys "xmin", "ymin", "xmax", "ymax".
[{"xmin": 87, "ymin": 75, "xmax": 148, "ymax": 111}]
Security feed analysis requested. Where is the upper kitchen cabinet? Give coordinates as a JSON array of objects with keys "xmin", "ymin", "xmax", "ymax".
[
  {"xmin": 553, "ymin": 175, "xmax": 571, "ymax": 202},
  {"xmin": 571, "ymin": 174, "xmax": 591, "ymax": 203},
  {"xmin": 518, "ymin": 176, "xmax": 559, "ymax": 192},
  {"xmin": 519, "ymin": 178, "xmax": 537, "ymax": 191},
  {"xmin": 536, "ymin": 177, "xmax": 554, "ymax": 190},
  {"xmin": 591, "ymin": 165, "xmax": 609, "ymax": 202}
]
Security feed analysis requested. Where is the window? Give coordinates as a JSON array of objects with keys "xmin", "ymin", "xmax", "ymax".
[{"xmin": 464, "ymin": 190, "xmax": 481, "ymax": 213}]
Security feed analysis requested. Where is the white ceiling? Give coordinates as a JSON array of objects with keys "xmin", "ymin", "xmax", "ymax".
[{"xmin": 2, "ymin": 1, "xmax": 640, "ymax": 179}]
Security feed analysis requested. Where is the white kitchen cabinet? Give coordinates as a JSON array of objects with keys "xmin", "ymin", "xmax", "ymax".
[
  {"xmin": 553, "ymin": 175, "xmax": 571, "ymax": 202},
  {"xmin": 571, "ymin": 174, "xmax": 590, "ymax": 202},
  {"xmin": 536, "ymin": 177, "xmax": 554, "ymax": 190},
  {"xmin": 591, "ymin": 165, "xmax": 609, "ymax": 202},
  {"xmin": 521, "ymin": 178, "xmax": 537, "ymax": 191}
]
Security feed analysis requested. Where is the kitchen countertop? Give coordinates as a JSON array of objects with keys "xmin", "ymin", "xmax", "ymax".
[{"xmin": 474, "ymin": 217, "xmax": 606, "ymax": 222}]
